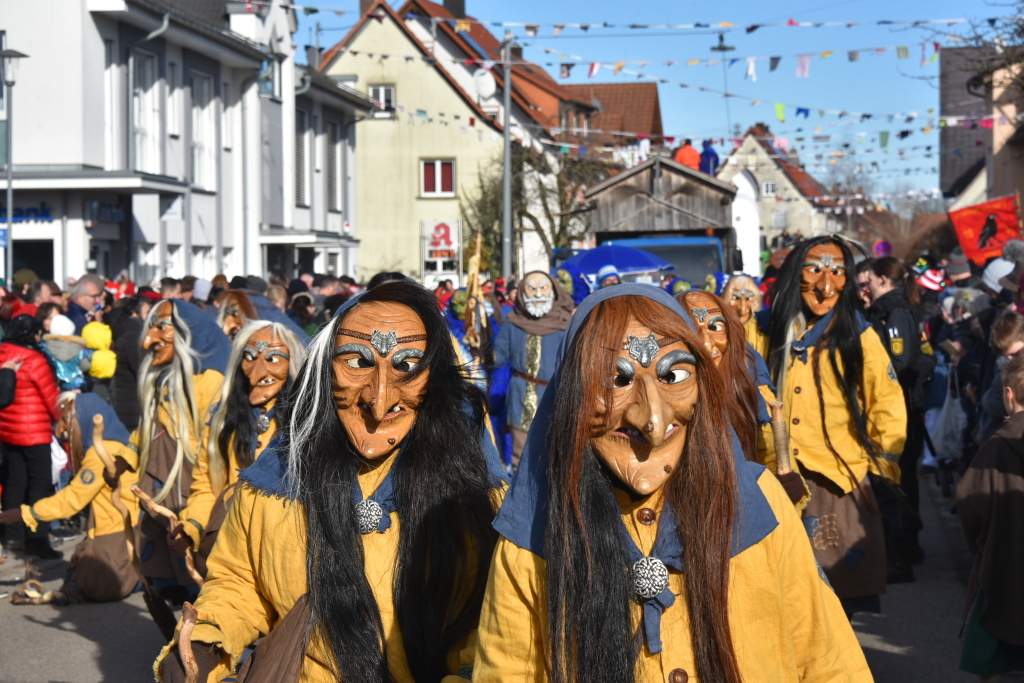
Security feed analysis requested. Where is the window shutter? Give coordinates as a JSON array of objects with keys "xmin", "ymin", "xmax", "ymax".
[
  {"xmin": 423, "ymin": 161, "xmax": 436, "ymax": 194},
  {"xmin": 440, "ymin": 161, "xmax": 453, "ymax": 193}
]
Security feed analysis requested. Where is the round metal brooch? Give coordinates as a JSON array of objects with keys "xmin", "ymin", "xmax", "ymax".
[
  {"xmin": 254, "ymin": 414, "xmax": 271, "ymax": 434},
  {"xmin": 631, "ymin": 556, "xmax": 670, "ymax": 600},
  {"xmin": 354, "ymin": 499, "xmax": 384, "ymax": 535}
]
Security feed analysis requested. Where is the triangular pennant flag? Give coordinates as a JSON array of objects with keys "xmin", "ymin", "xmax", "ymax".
[
  {"xmin": 796, "ymin": 108, "xmax": 810, "ymax": 118},
  {"xmin": 454, "ymin": 19, "xmax": 471, "ymax": 32},
  {"xmin": 848, "ymin": 50, "xmax": 859, "ymax": 61},
  {"xmin": 796, "ymin": 54, "xmax": 810, "ymax": 78},
  {"xmin": 553, "ymin": 24, "xmax": 564, "ymax": 36},
  {"xmin": 729, "ymin": 58, "xmax": 740, "ymax": 67},
  {"xmin": 525, "ymin": 24, "xmax": 539, "ymax": 37},
  {"xmin": 896, "ymin": 46, "xmax": 909, "ymax": 59},
  {"xmin": 560, "ymin": 63, "xmax": 574, "ymax": 79},
  {"xmin": 746, "ymin": 57, "xmax": 757, "ymax": 81},
  {"xmin": 770, "ymin": 56, "xmax": 781, "ymax": 71},
  {"xmin": 688, "ymin": 59, "xmax": 701, "ymax": 65},
  {"xmin": 821, "ymin": 51, "xmax": 833, "ymax": 59},
  {"xmin": 879, "ymin": 131, "xmax": 889, "ymax": 148},
  {"xmin": 775, "ymin": 103, "xmax": 786, "ymax": 122},
  {"xmin": 614, "ymin": 62, "xmax": 626, "ymax": 74},
  {"xmin": 787, "ymin": 18, "xmax": 799, "ymax": 26},
  {"xmin": 588, "ymin": 62, "xmax": 601, "ymax": 78}
]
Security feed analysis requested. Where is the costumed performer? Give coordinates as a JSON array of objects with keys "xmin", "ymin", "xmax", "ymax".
[
  {"xmin": 493, "ymin": 271, "xmax": 573, "ymax": 469},
  {"xmin": 216, "ymin": 289, "xmax": 309, "ymax": 342},
  {"xmin": 0, "ymin": 393, "xmax": 140, "ymax": 602},
  {"xmin": 156, "ymin": 280, "xmax": 508, "ymax": 683},
  {"xmin": 720, "ymin": 274, "xmax": 764, "ymax": 346},
  {"xmin": 553, "ymin": 263, "xmax": 591, "ymax": 306},
  {"xmin": 134, "ymin": 299, "xmax": 230, "ymax": 598},
  {"xmin": 474, "ymin": 284, "xmax": 870, "ymax": 682},
  {"xmin": 758, "ymin": 236, "xmax": 907, "ymax": 616},
  {"xmin": 445, "ymin": 287, "xmax": 498, "ymax": 391},
  {"xmin": 168, "ymin": 320, "xmax": 305, "ymax": 576}
]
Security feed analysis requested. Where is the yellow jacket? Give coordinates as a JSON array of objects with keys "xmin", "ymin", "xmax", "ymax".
[
  {"xmin": 473, "ymin": 471, "xmax": 873, "ymax": 682},
  {"xmin": 772, "ymin": 326, "xmax": 905, "ymax": 492},
  {"xmin": 156, "ymin": 453, "xmax": 498, "ymax": 683},
  {"xmin": 757, "ymin": 383, "xmax": 778, "ymax": 470},
  {"xmin": 20, "ymin": 440, "xmax": 140, "ymax": 538},
  {"xmin": 130, "ymin": 369, "xmax": 224, "ymax": 458},
  {"xmin": 178, "ymin": 417, "xmax": 278, "ymax": 551}
]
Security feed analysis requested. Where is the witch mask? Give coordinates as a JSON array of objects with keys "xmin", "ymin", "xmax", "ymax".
[
  {"xmin": 800, "ymin": 243, "xmax": 847, "ymax": 318},
  {"xmin": 142, "ymin": 301, "xmax": 175, "ymax": 366},
  {"xmin": 242, "ymin": 327, "xmax": 291, "ymax": 407},
  {"xmin": 680, "ymin": 292, "xmax": 728, "ymax": 367},
  {"xmin": 522, "ymin": 272, "xmax": 555, "ymax": 318},
  {"xmin": 590, "ymin": 319, "xmax": 699, "ymax": 496},
  {"xmin": 722, "ymin": 276, "xmax": 761, "ymax": 325},
  {"xmin": 332, "ymin": 302, "xmax": 429, "ymax": 459}
]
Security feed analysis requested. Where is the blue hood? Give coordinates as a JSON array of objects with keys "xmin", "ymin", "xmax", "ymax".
[
  {"xmin": 492, "ymin": 283, "xmax": 778, "ymax": 559},
  {"xmin": 75, "ymin": 392, "xmax": 132, "ymax": 451},
  {"xmin": 168, "ymin": 299, "xmax": 231, "ymax": 375}
]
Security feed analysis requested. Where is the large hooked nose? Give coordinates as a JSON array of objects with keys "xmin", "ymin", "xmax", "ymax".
[
  {"xmin": 625, "ymin": 374, "xmax": 670, "ymax": 448},
  {"xmin": 699, "ymin": 326, "xmax": 715, "ymax": 354},
  {"xmin": 142, "ymin": 327, "xmax": 161, "ymax": 350},
  {"xmin": 361, "ymin": 365, "xmax": 401, "ymax": 422},
  {"xmin": 818, "ymin": 272, "xmax": 837, "ymax": 300}
]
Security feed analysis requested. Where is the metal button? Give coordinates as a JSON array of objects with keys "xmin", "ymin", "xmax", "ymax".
[
  {"xmin": 793, "ymin": 448, "xmax": 799, "ymax": 456},
  {"xmin": 794, "ymin": 386, "xmax": 802, "ymax": 394},
  {"xmin": 255, "ymin": 441, "xmax": 262, "ymax": 449},
  {"xmin": 637, "ymin": 508, "xmax": 656, "ymax": 525},
  {"xmin": 669, "ymin": 669, "xmax": 688, "ymax": 683},
  {"xmin": 792, "ymin": 417, "xmax": 800, "ymax": 425}
]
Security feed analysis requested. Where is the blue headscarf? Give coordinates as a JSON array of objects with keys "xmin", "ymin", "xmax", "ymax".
[
  {"xmin": 248, "ymin": 292, "xmax": 310, "ymax": 343},
  {"xmin": 75, "ymin": 392, "xmax": 132, "ymax": 451},
  {"xmin": 166, "ymin": 299, "xmax": 232, "ymax": 375}
]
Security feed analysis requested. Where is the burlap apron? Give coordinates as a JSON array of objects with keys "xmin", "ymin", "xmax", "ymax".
[
  {"xmin": 136, "ymin": 430, "xmax": 195, "ymax": 584},
  {"xmin": 800, "ymin": 467, "xmax": 887, "ymax": 601},
  {"xmin": 236, "ymin": 594, "xmax": 312, "ymax": 683}
]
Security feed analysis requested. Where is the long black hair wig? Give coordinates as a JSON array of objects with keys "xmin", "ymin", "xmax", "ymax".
[
  {"xmin": 766, "ymin": 235, "xmax": 886, "ymax": 471},
  {"xmin": 287, "ymin": 280, "xmax": 499, "ymax": 683}
]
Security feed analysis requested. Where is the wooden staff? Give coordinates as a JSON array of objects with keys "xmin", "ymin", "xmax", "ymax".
[
  {"xmin": 180, "ymin": 602, "xmax": 200, "ymax": 683},
  {"xmin": 131, "ymin": 485, "xmax": 204, "ymax": 587},
  {"xmin": 769, "ymin": 401, "xmax": 792, "ymax": 475}
]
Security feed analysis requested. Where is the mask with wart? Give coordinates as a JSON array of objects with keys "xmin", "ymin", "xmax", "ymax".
[{"xmin": 521, "ymin": 272, "xmax": 555, "ymax": 318}]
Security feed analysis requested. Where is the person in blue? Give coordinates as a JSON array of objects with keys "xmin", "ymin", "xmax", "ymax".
[
  {"xmin": 700, "ymin": 139, "xmax": 720, "ymax": 176},
  {"xmin": 493, "ymin": 271, "xmax": 573, "ymax": 469},
  {"xmin": 553, "ymin": 263, "xmax": 592, "ymax": 306},
  {"xmin": 597, "ymin": 264, "xmax": 621, "ymax": 289},
  {"xmin": 444, "ymin": 288, "xmax": 499, "ymax": 391}
]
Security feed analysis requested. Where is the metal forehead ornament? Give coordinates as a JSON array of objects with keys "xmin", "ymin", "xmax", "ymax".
[
  {"xmin": 820, "ymin": 253, "xmax": 835, "ymax": 267},
  {"xmin": 632, "ymin": 556, "xmax": 670, "ymax": 599},
  {"xmin": 370, "ymin": 329, "xmax": 399, "ymax": 357},
  {"xmin": 355, "ymin": 499, "xmax": 384, "ymax": 534},
  {"xmin": 624, "ymin": 333, "xmax": 661, "ymax": 368},
  {"xmin": 691, "ymin": 306, "xmax": 709, "ymax": 323},
  {"xmin": 254, "ymin": 340, "xmax": 269, "ymax": 354}
]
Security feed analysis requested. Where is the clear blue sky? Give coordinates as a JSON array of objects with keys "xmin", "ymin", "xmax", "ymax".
[{"xmin": 295, "ymin": 0, "xmax": 998, "ymax": 196}]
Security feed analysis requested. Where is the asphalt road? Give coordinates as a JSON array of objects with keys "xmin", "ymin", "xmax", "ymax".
[{"xmin": 0, "ymin": 474, "xmax": 979, "ymax": 682}]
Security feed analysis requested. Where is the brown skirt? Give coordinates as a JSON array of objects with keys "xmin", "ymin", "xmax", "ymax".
[
  {"xmin": 236, "ymin": 594, "xmax": 312, "ymax": 683},
  {"xmin": 800, "ymin": 468, "xmax": 887, "ymax": 601},
  {"xmin": 137, "ymin": 430, "xmax": 195, "ymax": 583},
  {"xmin": 68, "ymin": 531, "xmax": 138, "ymax": 602}
]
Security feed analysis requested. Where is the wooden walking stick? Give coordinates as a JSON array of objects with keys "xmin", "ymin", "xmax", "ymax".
[
  {"xmin": 180, "ymin": 602, "xmax": 200, "ymax": 683},
  {"xmin": 92, "ymin": 415, "xmax": 179, "ymax": 641},
  {"xmin": 130, "ymin": 484, "xmax": 205, "ymax": 587},
  {"xmin": 769, "ymin": 401, "xmax": 791, "ymax": 475}
]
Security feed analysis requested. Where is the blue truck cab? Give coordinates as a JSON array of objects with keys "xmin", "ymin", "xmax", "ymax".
[{"xmin": 601, "ymin": 236, "xmax": 726, "ymax": 286}]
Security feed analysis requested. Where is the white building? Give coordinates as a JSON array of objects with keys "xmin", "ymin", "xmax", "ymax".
[{"xmin": 0, "ymin": 0, "xmax": 370, "ymax": 286}]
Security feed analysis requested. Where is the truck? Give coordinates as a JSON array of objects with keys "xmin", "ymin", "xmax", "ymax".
[{"xmin": 600, "ymin": 236, "xmax": 731, "ymax": 287}]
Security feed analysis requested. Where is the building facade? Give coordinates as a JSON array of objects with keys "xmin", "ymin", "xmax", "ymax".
[{"xmin": 0, "ymin": 0, "xmax": 369, "ymax": 286}]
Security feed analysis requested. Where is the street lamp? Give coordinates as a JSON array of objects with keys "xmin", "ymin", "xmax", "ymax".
[{"xmin": 1, "ymin": 48, "xmax": 28, "ymax": 288}]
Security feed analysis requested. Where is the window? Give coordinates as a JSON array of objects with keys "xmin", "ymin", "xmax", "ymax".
[
  {"xmin": 190, "ymin": 73, "xmax": 216, "ymax": 189},
  {"xmin": 327, "ymin": 121, "xmax": 341, "ymax": 212},
  {"xmin": 421, "ymin": 160, "xmax": 454, "ymax": 198},
  {"xmin": 104, "ymin": 39, "xmax": 115, "ymax": 169},
  {"xmin": 221, "ymin": 247, "xmax": 234, "ymax": 274},
  {"xmin": 132, "ymin": 50, "xmax": 161, "ymax": 173},
  {"xmin": 166, "ymin": 244, "xmax": 183, "ymax": 277},
  {"xmin": 771, "ymin": 210, "xmax": 787, "ymax": 229},
  {"xmin": 191, "ymin": 246, "xmax": 214, "ymax": 278},
  {"xmin": 222, "ymin": 82, "xmax": 232, "ymax": 150},
  {"xmin": 296, "ymin": 109, "xmax": 309, "ymax": 206},
  {"xmin": 369, "ymin": 85, "xmax": 394, "ymax": 118},
  {"xmin": 328, "ymin": 252, "xmax": 339, "ymax": 276},
  {"xmin": 167, "ymin": 62, "xmax": 181, "ymax": 137},
  {"xmin": 762, "ymin": 180, "xmax": 776, "ymax": 197},
  {"xmin": 135, "ymin": 242, "xmax": 159, "ymax": 286}
]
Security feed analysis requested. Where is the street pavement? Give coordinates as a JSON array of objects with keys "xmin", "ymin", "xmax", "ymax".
[{"xmin": 0, "ymin": 474, "xmax": 979, "ymax": 682}]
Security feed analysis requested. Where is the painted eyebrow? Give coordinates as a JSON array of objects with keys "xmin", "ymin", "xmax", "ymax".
[
  {"xmin": 391, "ymin": 348, "xmax": 424, "ymax": 367},
  {"xmin": 615, "ymin": 356, "xmax": 635, "ymax": 379},
  {"xmin": 802, "ymin": 259, "xmax": 824, "ymax": 268},
  {"xmin": 334, "ymin": 343, "xmax": 374, "ymax": 363},
  {"xmin": 656, "ymin": 349, "xmax": 697, "ymax": 377},
  {"xmin": 265, "ymin": 350, "xmax": 291, "ymax": 361},
  {"xmin": 708, "ymin": 315, "xmax": 727, "ymax": 325}
]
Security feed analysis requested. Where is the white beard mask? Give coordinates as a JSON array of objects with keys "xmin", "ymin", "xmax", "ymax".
[{"xmin": 523, "ymin": 296, "xmax": 554, "ymax": 318}]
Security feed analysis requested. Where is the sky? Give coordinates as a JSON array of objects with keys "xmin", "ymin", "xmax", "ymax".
[{"xmin": 293, "ymin": 0, "xmax": 1001, "ymax": 197}]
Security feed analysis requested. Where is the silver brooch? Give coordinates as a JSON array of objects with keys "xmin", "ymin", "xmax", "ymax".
[
  {"xmin": 632, "ymin": 556, "xmax": 670, "ymax": 599},
  {"xmin": 355, "ymin": 499, "xmax": 384, "ymax": 534},
  {"xmin": 820, "ymin": 253, "xmax": 835, "ymax": 267},
  {"xmin": 691, "ymin": 306, "xmax": 709, "ymax": 323},
  {"xmin": 370, "ymin": 329, "xmax": 398, "ymax": 357},
  {"xmin": 624, "ymin": 333, "xmax": 660, "ymax": 368},
  {"xmin": 254, "ymin": 414, "xmax": 270, "ymax": 434},
  {"xmin": 254, "ymin": 340, "xmax": 269, "ymax": 354}
]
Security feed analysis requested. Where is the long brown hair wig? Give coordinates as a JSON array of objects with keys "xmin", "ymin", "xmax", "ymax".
[
  {"xmin": 678, "ymin": 290, "xmax": 760, "ymax": 463},
  {"xmin": 545, "ymin": 295, "xmax": 742, "ymax": 683}
]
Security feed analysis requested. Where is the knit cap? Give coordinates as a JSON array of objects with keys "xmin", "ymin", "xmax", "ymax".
[
  {"xmin": 982, "ymin": 257, "xmax": 1015, "ymax": 293},
  {"xmin": 946, "ymin": 247, "xmax": 970, "ymax": 278},
  {"xmin": 49, "ymin": 314, "xmax": 76, "ymax": 337},
  {"xmin": 597, "ymin": 265, "xmax": 620, "ymax": 287},
  {"xmin": 917, "ymin": 268, "xmax": 945, "ymax": 292}
]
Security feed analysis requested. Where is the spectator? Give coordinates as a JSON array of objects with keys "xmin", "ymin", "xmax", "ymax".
[
  {"xmin": 266, "ymin": 284, "xmax": 289, "ymax": 313},
  {"xmin": 66, "ymin": 276, "xmax": 104, "ymax": 335},
  {"xmin": 12, "ymin": 269, "xmax": 39, "ymax": 296},
  {"xmin": 45, "ymin": 281, "xmax": 64, "ymax": 307},
  {"xmin": 179, "ymin": 275, "xmax": 197, "ymax": 302},
  {"xmin": 192, "ymin": 278, "xmax": 213, "ymax": 305},
  {"xmin": 323, "ymin": 292, "xmax": 349, "ymax": 319},
  {"xmin": 946, "ymin": 247, "xmax": 973, "ymax": 285},
  {"xmin": 246, "ymin": 275, "xmax": 269, "ymax": 295},
  {"xmin": 41, "ymin": 314, "xmax": 92, "ymax": 392},
  {"xmin": 160, "ymin": 277, "xmax": 182, "ymax": 299},
  {"xmin": 855, "ymin": 258, "xmax": 875, "ymax": 310},
  {"xmin": 976, "ymin": 312, "xmax": 1024, "ymax": 444},
  {"xmin": 25, "ymin": 281, "xmax": 51, "ymax": 307},
  {"xmin": 229, "ymin": 275, "xmax": 248, "ymax": 290},
  {"xmin": 35, "ymin": 302, "xmax": 62, "ymax": 333},
  {"xmin": 300, "ymin": 272, "xmax": 314, "ymax": 290},
  {"xmin": 211, "ymin": 273, "xmax": 229, "ymax": 290},
  {"xmin": 0, "ymin": 314, "xmax": 62, "ymax": 559},
  {"xmin": 597, "ymin": 265, "xmax": 621, "ymax": 289},
  {"xmin": 700, "ymin": 139, "xmax": 720, "ymax": 175},
  {"xmin": 673, "ymin": 138, "xmax": 700, "ymax": 170},
  {"xmin": 107, "ymin": 294, "xmax": 151, "ymax": 430},
  {"xmin": 957, "ymin": 354, "xmax": 1024, "ymax": 679},
  {"xmin": 290, "ymin": 292, "xmax": 320, "ymax": 336}
]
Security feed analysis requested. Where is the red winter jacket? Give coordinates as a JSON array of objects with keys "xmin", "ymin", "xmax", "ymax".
[{"xmin": 0, "ymin": 342, "xmax": 61, "ymax": 446}]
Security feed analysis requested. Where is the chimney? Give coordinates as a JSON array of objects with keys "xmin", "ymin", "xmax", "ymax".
[
  {"xmin": 305, "ymin": 45, "xmax": 322, "ymax": 70},
  {"xmin": 359, "ymin": 0, "xmax": 374, "ymax": 16},
  {"xmin": 510, "ymin": 44, "xmax": 522, "ymax": 61},
  {"xmin": 444, "ymin": 0, "xmax": 465, "ymax": 19}
]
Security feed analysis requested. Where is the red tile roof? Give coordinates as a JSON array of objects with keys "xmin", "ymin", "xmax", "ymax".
[{"xmin": 562, "ymin": 83, "xmax": 663, "ymax": 145}]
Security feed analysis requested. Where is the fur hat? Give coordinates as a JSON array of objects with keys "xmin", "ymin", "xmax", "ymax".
[
  {"xmin": 982, "ymin": 258, "xmax": 1015, "ymax": 293},
  {"xmin": 49, "ymin": 314, "xmax": 76, "ymax": 337}
]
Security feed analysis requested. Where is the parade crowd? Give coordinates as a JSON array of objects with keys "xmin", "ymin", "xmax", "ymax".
[{"xmin": 0, "ymin": 235, "xmax": 1022, "ymax": 682}]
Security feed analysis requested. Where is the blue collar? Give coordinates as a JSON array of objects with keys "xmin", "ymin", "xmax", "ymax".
[
  {"xmin": 789, "ymin": 309, "xmax": 870, "ymax": 363},
  {"xmin": 491, "ymin": 284, "xmax": 778, "ymax": 653}
]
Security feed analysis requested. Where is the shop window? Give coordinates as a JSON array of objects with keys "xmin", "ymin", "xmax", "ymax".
[{"xmin": 421, "ymin": 159, "xmax": 454, "ymax": 198}]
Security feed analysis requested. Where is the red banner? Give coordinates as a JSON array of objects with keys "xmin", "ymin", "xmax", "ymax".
[{"xmin": 949, "ymin": 194, "xmax": 1022, "ymax": 266}]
